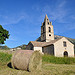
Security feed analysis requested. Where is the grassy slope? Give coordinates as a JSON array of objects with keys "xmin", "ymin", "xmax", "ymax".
[
  {"xmin": 0, "ymin": 52, "xmax": 75, "ymax": 75},
  {"xmin": 42, "ymin": 54, "xmax": 75, "ymax": 64}
]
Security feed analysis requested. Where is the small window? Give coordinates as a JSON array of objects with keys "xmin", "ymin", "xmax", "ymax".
[
  {"xmin": 48, "ymin": 22, "xmax": 49, "ymax": 25},
  {"xmin": 63, "ymin": 41, "xmax": 67, "ymax": 47},
  {"xmin": 49, "ymin": 34, "xmax": 51, "ymax": 36},
  {"xmin": 49, "ymin": 27, "xmax": 51, "ymax": 32}
]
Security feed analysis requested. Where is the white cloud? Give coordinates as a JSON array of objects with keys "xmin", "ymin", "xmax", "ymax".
[
  {"xmin": 70, "ymin": 15, "xmax": 75, "ymax": 20},
  {"xmin": 7, "ymin": 35, "xmax": 16, "ymax": 41},
  {"xmin": 31, "ymin": 0, "xmax": 68, "ymax": 25},
  {"xmin": 58, "ymin": 0, "xmax": 66, "ymax": 8},
  {"xmin": 42, "ymin": 0, "xmax": 67, "ymax": 23},
  {"xmin": 0, "ymin": 12, "xmax": 29, "ymax": 25},
  {"xmin": 66, "ymin": 23, "xmax": 75, "ymax": 30}
]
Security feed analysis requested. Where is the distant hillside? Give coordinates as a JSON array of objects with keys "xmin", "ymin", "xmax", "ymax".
[
  {"xmin": 15, "ymin": 44, "xmax": 27, "ymax": 50},
  {"xmin": 55, "ymin": 35, "xmax": 75, "ymax": 45},
  {"xmin": 36, "ymin": 35, "xmax": 75, "ymax": 44},
  {"xmin": 0, "ymin": 45, "xmax": 10, "ymax": 50}
]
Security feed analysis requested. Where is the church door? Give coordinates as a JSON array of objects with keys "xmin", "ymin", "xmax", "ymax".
[{"xmin": 64, "ymin": 51, "xmax": 68, "ymax": 57}]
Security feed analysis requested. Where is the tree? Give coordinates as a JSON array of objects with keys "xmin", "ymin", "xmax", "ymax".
[
  {"xmin": 0, "ymin": 25, "xmax": 9, "ymax": 44},
  {"xmin": 22, "ymin": 45, "xmax": 26, "ymax": 50}
]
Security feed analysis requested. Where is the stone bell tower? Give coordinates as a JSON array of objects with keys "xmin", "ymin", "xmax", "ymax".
[{"xmin": 41, "ymin": 14, "xmax": 54, "ymax": 42}]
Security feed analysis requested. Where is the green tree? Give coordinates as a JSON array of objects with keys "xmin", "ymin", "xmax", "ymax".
[
  {"xmin": 0, "ymin": 25, "xmax": 9, "ymax": 44},
  {"xmin": 22, "ymin": 45, "xmax": 26, "ymax": 50}
]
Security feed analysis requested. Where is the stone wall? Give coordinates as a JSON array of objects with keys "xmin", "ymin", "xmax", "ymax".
[
  {"xmin": 34, "ymin": 47, "xmax": 42, "ymax": 53},
  {"xmin": 54, "ymin": 37, "xmax": 74, "ymax": 57}
]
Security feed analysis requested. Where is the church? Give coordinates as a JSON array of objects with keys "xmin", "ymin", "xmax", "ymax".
[{"xmin": 26, "ymin": 15, "xmax": 74, "ymax": 57}]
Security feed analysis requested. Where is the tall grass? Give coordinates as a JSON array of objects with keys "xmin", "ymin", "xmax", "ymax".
[
  {"xmin": 42, "ymin": 54, "xmax": 75, "ymax": 64},
  {"xmin": 0, "ymin": 52, "xmax": 12, "ymax": 63}
]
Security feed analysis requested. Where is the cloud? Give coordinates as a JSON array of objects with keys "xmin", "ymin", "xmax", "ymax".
[
  {"xmin": 7, "ymin": 35, "xmax": 16, "ymax": 41},
  {"xmin": 42, "ymin": 0, "xmax": 67, "ymax": 23},
  {"xmin": 32, "ymin": 0, "xmax": 75, "ymax": 33},
  {"xmin": 31, "ymin": 0, "xmax": 68, "ymax": 25},
  {"xmin": 65, "ymin": 23, "xmax": 75, "ymax": 30},
  {"xmin": 0, "ymin": 0, "xmax": 67, "ymax": 26},
  {"xmin": 0, "ymin": 12, "xmax": 29, "ymax": 25},
  {"xmin": 70, "ymin": 15, "xmax": 75, "ymax": 20},
  {"xmin": 58, "ymin": 0, "xmax": 66, "ymax": 8}
]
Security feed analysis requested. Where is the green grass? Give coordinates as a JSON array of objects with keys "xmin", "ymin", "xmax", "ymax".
[
  {"xmin": 0, "ymin": 52, "xmax": 75, "ymax": 75},
  {"xmin": 42, "ymin": 54, "xmax": 75, "ymax": 64},
  {"xmin": 0, "ymin": 52, "xmax": 12, "ymax": 68},
  {"xmin": 0, "ymin": 52, "xmax": 12, "ymax": 62}
]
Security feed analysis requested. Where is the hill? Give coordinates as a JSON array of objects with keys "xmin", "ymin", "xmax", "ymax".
[
  {"xmin": 14, "ymin": 44, "xmax": 27, "ymax": 50},
  {"xmin": 0, "ymin": 45, "xmax": 10, "ymax": 50}
]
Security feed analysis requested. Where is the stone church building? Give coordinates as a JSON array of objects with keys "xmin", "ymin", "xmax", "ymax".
[{"xmin": 26, "ymin": 15, "xmax": 74, "ymax": 57}]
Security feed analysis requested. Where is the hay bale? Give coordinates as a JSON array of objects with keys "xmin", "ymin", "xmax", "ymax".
[{"xmin": 11, "ymin": 50, "xmax": 42, "ymax": 71}]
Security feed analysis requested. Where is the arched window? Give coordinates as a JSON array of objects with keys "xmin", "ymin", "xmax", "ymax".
[{"xmin": 49, "ymin": 27, "xmax": 51, "ymax": 32}]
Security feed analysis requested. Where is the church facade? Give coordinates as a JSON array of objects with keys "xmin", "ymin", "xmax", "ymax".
[{"xmin": 26, "ymin": 15, "xmax": 74, "ymax": 57}]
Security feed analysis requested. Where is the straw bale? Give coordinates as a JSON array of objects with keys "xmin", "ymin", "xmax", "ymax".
[{"xmin": 11, "ymin": 50, "xmax": 42, "ymax": 71}]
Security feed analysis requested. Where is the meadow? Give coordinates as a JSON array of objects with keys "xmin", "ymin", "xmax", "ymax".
[
  {"xmin": 42, "ymin": 54, "xmax": 75, "ymax": 64},
  {"xmin": 0, "ymin": 51, "xmax": 75, "ymax": 75}
]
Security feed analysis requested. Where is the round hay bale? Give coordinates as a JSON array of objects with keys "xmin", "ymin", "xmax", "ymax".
[{"xmin": 11, "ymin": 50, "xmax": 42, "ymax": 71}]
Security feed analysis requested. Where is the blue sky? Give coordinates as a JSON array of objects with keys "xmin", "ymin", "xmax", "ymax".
[{"xmin": 0, "ymin": 0, "xmax": 75, "ymax": 48}]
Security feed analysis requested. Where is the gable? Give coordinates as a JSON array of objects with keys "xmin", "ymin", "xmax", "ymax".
[
  {"xmin": 26, "ymin": 42, "xmax": 34, "ymax": 50},
  {"xmin": 54, "ymin": 37, "xmax": 74, "ymax": 47},
  {"xmin": 30, "ymin": 41, "xmax": 45, "ymax": 47}
]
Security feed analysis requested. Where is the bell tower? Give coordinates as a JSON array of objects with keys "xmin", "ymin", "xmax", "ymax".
[{"xmin": 41, "ymin": 14, "xmax": 54, "ymax": 42}]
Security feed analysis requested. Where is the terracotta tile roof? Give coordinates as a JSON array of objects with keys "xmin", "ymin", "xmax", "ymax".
[
  {"xmin": 42, "ymin": 37, "xmax": 63, "ymax": 47},
  {"xmin": 30, "ymin": 41, "xmax": 46, "ymax": 47},
  {"xmin": 30, "ymin": 37, "xmax": 63, "ymax": 47}
]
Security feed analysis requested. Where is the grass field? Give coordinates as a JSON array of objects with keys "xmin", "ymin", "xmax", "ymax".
[
  {"xmin": 0, "ymin": 51, "xmax": 75, "ymax": 75},
  {"xmin": 42, "ymin": 54, "xmax": 75, "ymax": 64}
]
